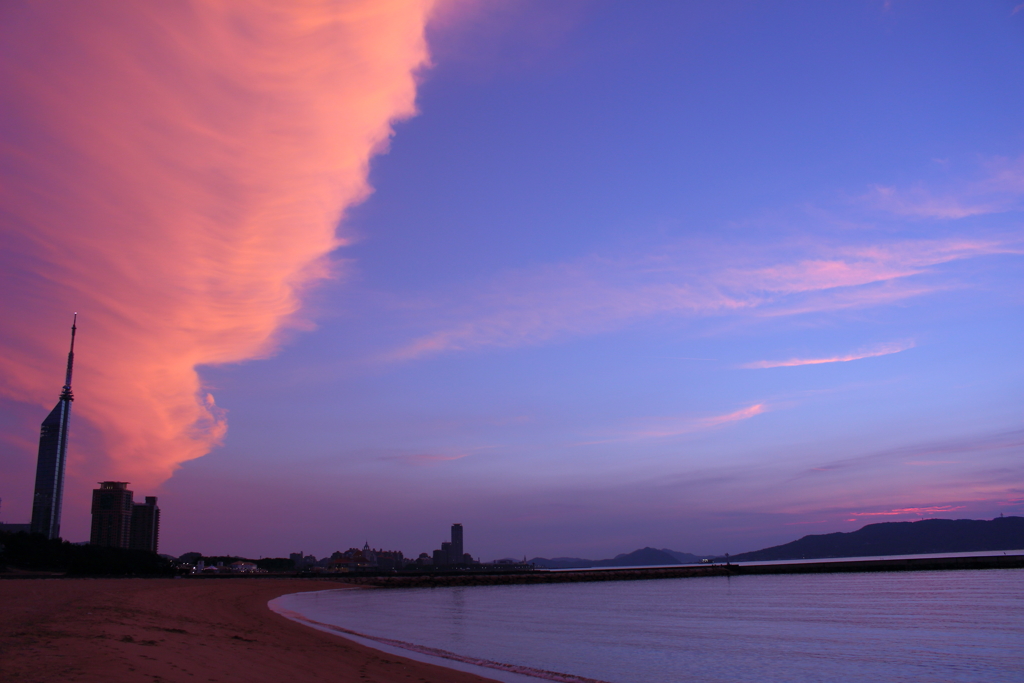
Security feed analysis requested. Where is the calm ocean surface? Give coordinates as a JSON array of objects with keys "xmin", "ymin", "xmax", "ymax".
[{"xmin": 274, "ymin": 569, "xmax": 1024, "ymax": 682}]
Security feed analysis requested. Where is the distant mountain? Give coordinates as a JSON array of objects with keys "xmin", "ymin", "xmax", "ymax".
[
  {"xmin": 659, "ymin": 548, "xmax": 705, "ymax": 564},
  {"xmin": 726, "ymin": 517, "xmax": 1024, "ymax": 562},
  {"xmin": 530, "ymin": 547, "xmax": 684, "ymax": 569},
  {"xmin": 593, "ymin": 547, "xmax": 682, "ymax": 567}
]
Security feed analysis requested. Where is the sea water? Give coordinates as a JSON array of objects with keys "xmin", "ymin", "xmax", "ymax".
[{"xmin": 273, "ymin": 569, "xmax": 1024, "ymax": 682}]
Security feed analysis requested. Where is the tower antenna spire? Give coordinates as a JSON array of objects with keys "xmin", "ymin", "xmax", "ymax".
[{"xmin": 61, "ymin": 313, "xmax": 76, "ymax": 401}]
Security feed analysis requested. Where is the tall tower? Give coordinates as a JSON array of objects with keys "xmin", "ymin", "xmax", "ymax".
[{"xmin": 30, "ymin": 315, "xmax": 77, "ymax": 539}]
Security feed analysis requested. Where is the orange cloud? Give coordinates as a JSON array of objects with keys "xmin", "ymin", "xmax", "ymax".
[
  {"xmin": 0, "ymin": 1, "xmax": 436, "ymax": 487},
  {"xmin": 742, "ymin": 340, "xmax": 915, "ymax": 369}
]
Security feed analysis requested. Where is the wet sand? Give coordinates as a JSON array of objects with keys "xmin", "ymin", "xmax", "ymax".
[{"xmin": 0, "ymin": 577, "xmax": 499, "ymax": 683}]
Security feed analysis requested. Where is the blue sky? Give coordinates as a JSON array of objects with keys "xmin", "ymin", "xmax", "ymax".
[
  {"xmin": 2, "ymin": 1, "xmax": 1022, "ymax": 560},
  {"xmin": 162, "ymin": 0, "xmax": 1024, "ymax": 559}
]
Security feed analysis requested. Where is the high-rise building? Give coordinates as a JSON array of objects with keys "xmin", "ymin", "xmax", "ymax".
[
  {"xmin": 129, "ymin": 496, "xmax": 160, "ymax": 552},
  {"xmin": 90, "ymin": 482, "xmax": 133, "ymax": 548},
  {"xmin": 451, "ymin": 523, "xmax": 464, "ymax": 563},
  {"xmin": 30, "ymin": 316, "xmax": 77, "ymax": 539}
]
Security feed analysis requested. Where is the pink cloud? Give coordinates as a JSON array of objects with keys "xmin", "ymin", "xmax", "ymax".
[
  {"xmin": 386, "ymin": 235, "xmax": 1016, "ymax": 360},
  {"xmin": 728, "ymin": 258, "xmax": 918, "ymax": 293},
  {"xmin": 742, "ymin": 340, "xmax": 914, "ymax": 369},
  {"xmin": 864, "ymin": 156, "xmax": 1024, "ymax": 218},
  {"xmin": 756, "ymin": 280, "xmax": 946, "ymax": 318},
  {"xmin": 849, "ymin": 505, "xmax": 965, "ymax": 517},
  {"xmin": 627, "ymin": 403, "xmax": 766, "ymax": 439},
  {"xmin": 864, "ymin": 185, "xmax": 1000, "ymax": 219},
  {"xmin": 0, "ymin": 2, "xmax": 436, "ymax": 487}
]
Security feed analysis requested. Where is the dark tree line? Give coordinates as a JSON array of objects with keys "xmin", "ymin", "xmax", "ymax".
[{"xmin": 0, "ymin": 531, "xmax": 175, "ymax": 576}]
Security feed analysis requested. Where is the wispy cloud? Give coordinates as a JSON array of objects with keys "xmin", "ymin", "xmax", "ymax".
[
  {"xmin": 624, "ymin": 403, "xmax": 766, "ymax": 440},
  {"xmin": 784, "ymin": 519, "xmax": 829, "ymax": 526},
  {"xmin": 377, "ymin": 445, "xmax": 493, "ymax": 466},
  {"xmin": 793, "ymin": 429, "xmax": 1024, "ymax": 481},
  {"xmin": 386, "ymin": 236, "xmax": 1017, "ymax": 361},
  {"xmin": 848, "ymin": 505, "xmax": 964, "ymax": 518},
  {"xmin": 390, "ymin": 452, "xmax": 476, "ymax": 465},
  {"xmin": 742, "ymin": 340, "xmax": 914, "ymax": 369},
  {"xmin": 865, "ymin": 155, "xmax": 1024, "ymax": 218},
  {"xmin": 865, "ymin": 185, "xmax": 1001, "ymax": 219}
]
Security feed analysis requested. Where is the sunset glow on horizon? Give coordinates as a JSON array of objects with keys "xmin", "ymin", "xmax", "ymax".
[{"xmin": 1, "ymin": 1, "xmax": 1022, "ymax": 560}]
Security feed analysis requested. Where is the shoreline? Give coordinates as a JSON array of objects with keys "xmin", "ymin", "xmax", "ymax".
[
  {"xmin": 271, "ymin": 596, "xmax": 606, "ymax": 683},
  {"xmin": 0, "ymin": 577, "xmax": 500, "ymax": 683}
]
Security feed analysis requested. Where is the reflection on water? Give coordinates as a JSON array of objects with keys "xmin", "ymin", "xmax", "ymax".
[{"xmin": 277, "ymin": 569, "xmax": 1024, "ymax": 683}]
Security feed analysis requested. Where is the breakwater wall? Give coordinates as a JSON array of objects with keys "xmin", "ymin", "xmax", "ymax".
[{"xmin": 336, "ymin": 553, "xmax": 1024, "ymax": 589}]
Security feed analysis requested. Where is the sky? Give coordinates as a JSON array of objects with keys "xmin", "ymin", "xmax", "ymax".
[{"xmin": 1, "ymin": 0, "xmax": 1022, "ymax": 561}]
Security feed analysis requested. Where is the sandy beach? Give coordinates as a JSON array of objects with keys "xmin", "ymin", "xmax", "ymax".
[{"xmin": 0, "ymin": 577, "xmax": 498, "ymax": 683}]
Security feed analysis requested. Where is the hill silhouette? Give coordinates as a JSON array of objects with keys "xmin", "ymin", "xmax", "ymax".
[
  {"xmin": 531, "ymin": 547, "xmax": 686, "ymax": 569},
  {"xmin": 727, "ymin": 516, "xmax": 1024, "ymax": 562},
  {"xmin": 659, "ymin": 549, "xmax": 704, "ymax": 564}
]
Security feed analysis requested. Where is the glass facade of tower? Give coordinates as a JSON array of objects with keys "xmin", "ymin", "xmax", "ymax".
[
  {"xmin": 29, "ymin": 397, "xmax": 71, "ymax": 538},
  {"xmin": 29, "ymin": 317, "xmax": 76, "ymax": 540}
]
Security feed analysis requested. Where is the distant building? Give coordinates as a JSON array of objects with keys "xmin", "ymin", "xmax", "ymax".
[
  {"xmin": 229, "ymin": 561, "xmax": 259, "ymax": 573},
  {"xmin": 330, "ymin": 549, "xmax": 371, "ymax": 572},
  {"xmin": 90, "ymin": 482, "xmax": 133, "ymax": 548},
  {"xmin": 361, "ymin": 541, "xmax": 376, "ymax": 566},
  {"xmin": 129, "ymin": 496, "xmax": 160, "ymax": 552},
  {"xmin": 89, "ymin": 483, "xmax": 160, "ymax": 551},
  {"xmin": 289, "ymin": 552, "xmax": 317, "ymax": 568},
  {"xmin": 451, "ymin": 523, "xmax": 464, "ymax": 562},
  {"xmin": 328, "ymin": 544, "xmax": 404, "ymax": 572},
  {"xmin": 375, "ymin": 549, "xmax": 405, "ymax": 570},
  {"xmin": 30, "ymin": 317, "xmax": 77, "ymax": 540},
  {"xmin": 429, "ymin": 524, "xmax": 470, "ymax": 567}
]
